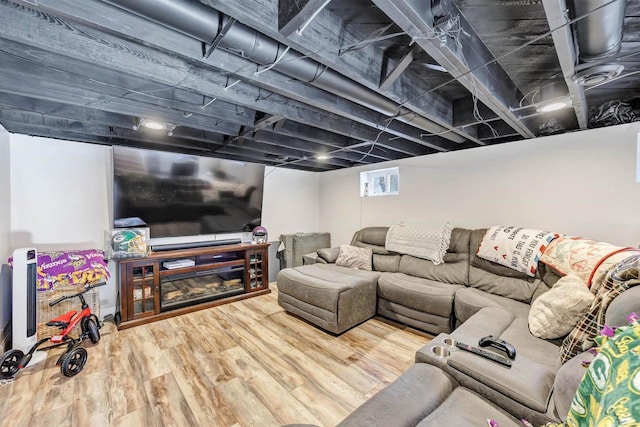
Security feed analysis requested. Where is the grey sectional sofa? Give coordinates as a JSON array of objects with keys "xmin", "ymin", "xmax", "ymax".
[
  {"xmin": 279, "ymin": 226, "xmax": 555, "ymax": 336},
  {"xmin": 277, "ymin": 226, "xmax": 640, "ymax": 425}
]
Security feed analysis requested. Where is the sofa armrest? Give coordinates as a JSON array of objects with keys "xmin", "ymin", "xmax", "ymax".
[
  {"xmin": 317, "ymin": 247, "xmax": 340, "ymax": 264},
  {"xmin": 302, "ymin": 252, "xmax": 319, "ymax": 265},
  {"xmin": 552, "ymin": 350, "xmax": 594, "ymax": 421},
  {"xmin": 605, "ymin": 286, "xmax": 640, "ymax": 327}
]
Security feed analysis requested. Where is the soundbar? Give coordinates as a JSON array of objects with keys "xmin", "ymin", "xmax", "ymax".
[{"xmin": 152, "ymin": 238, "xmax": 242, "ymax": 252}]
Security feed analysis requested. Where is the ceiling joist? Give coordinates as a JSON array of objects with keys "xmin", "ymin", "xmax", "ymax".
[
  {"xmin": 541, "ymin": 0, "xmax": 589, "ymax": 129},
  {"xmin": 371, "ymin": 0, "xmax": 536, "ymax": 139}
]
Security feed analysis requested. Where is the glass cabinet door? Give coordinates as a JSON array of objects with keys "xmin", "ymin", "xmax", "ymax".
[
  {"xmin": 130, "ymin": 263, "xmax": 157, "ymax": 317},
  {"xmin": 247, "ymin": 249, "xmax": 266, "ymax": 291}
]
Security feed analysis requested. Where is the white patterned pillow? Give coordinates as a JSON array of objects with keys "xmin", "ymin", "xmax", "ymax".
[
  {"xmin": 335, "ymin": 245, "xmax": 373, "ymax": 270},
  {"xmin": 477, "ymin": 226, "xmax": 559, "ymax": 276},
  {"xmin": 528, "ymin": 274, "xmax": 595, "ymax": 339}
]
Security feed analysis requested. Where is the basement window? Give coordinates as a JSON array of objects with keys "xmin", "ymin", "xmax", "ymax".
[{"xmin": 360, "ymin": 167, "xmax": 399, "ymax": 197}]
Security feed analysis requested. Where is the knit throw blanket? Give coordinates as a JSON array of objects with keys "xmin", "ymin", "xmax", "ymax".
[
  {"xmin": 560, "ymin": 253, "xmax": 640, "ymax": 362},
  {"xmin": 385, "ymin": 221, "xmax": 452, "ymax": 265}
]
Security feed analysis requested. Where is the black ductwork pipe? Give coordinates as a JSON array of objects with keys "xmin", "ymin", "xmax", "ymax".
[{"xmin": 104, "ymin": 0, "xmax": 465, "ymax": 143}]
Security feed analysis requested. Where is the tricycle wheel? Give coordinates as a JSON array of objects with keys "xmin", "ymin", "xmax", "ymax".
[
  {"xmin": 83, "ymin": 318, "xmax": 100, "ymax": 344},
  {"xmin": 60, "ymin": 347, "xmax": 87, "ymax": 377},
  {"xmin": 1, "ymin": 349, "xmax": 24, "ymax": 378}
]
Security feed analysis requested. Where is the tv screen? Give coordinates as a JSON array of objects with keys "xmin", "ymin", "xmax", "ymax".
[{"xmin": 113, "ymin": 146, "xmax": 265, "ymax": 239}]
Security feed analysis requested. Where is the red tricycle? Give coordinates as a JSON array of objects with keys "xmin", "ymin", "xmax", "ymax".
[{"xmin": 0, "ymin": 281, "xmax": 105, "ymax": 379}]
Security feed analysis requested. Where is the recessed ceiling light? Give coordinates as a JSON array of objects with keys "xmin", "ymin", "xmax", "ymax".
[
  {"xmin": 535, "ymin": 81, "xmax": 572, "ymax": 113},
  {"xmin": 317, "ymin": 154, "xmax": 330, "ymax": 160},
  {"xmin": 537, "ymin": 101, "xmax": 571, "ymax": 113},
  {"xmin": 141, "ymin": 119, "xmax": 166, "ymax": 130}
]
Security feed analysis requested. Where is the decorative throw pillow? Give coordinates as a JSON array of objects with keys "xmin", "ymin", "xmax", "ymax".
[
  {"xmin": 335, "ymin": 245, "xmax": 373, "ymax": 270},
  {"xmin": 477, "ymin": 226, "xmax": 559, "ymax": 276},
  {"xmin": 528, "ymin": 274, "xmax": 595, "ymax": 339}
]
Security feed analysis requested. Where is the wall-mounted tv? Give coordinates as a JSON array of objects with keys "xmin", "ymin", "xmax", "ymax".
[{"xmin": 113, "ymin": 146, "xmax": 265, "ymax": 241}]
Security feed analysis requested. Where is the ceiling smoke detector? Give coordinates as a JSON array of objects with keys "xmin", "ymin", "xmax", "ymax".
[{"xmin": 572, "ymin": 64, "xmax": 624, "ymax": 87}]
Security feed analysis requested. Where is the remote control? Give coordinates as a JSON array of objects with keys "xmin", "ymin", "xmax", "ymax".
[
  {"xmin": 455, "ymin": 342, "xmax": 512, "ymax": 367},
  {"xmin": 478, "ymin": 335, "xmax": 517, "ymax": 360}
]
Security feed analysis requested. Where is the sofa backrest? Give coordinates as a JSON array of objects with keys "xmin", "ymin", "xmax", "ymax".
[
  {"xmin": 397, "ymin": 227, "xmax": 471, "ymax": 285},
  {"xmin": 350, "ymin": 227, "xmax": 401, "ymax": 272},
  {"xmin": 468, "ymin": 228, "xmax": 548, "ymax": 303}
]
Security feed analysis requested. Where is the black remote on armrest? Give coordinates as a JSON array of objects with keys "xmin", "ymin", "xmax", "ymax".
[
  {"xmin": 455, "ymin": 342, "xmax": 512, "ymax": 367},
  {"xmin": 478, "ymin": 335, "xmax": 517, "ymax": 360}
]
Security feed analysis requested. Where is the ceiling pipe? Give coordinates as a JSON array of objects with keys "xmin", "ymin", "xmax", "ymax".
[
  {"xmin": 572, "ymin": 0, "xmax": 627, "ymax": 62},
  {"xmin": 103, "ymin": 0, "xmax": 466, "ymax": 144}
]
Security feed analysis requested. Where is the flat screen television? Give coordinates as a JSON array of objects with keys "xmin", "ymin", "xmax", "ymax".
[{"xmin": 113, "ymin": 146, "xmax": 265, "ymax": 244}]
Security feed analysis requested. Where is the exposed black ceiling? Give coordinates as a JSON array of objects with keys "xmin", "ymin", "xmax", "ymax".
[{"xmin": 0, "ymin": 0, "xmax": 638, "ymax": 171}]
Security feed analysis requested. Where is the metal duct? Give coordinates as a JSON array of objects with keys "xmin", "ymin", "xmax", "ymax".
[
  {"xmin": 573, "ymin": 0, "xmax": 627, "ymax": 62},
  {"xmin": 104, "ymin": 0, "xmax": 463, "ymax": 142}
]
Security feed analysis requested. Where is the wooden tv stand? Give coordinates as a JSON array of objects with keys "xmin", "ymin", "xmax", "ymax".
[{"xmin": 115, "ymin": 243, "xmax": 270, "ymax": 329}]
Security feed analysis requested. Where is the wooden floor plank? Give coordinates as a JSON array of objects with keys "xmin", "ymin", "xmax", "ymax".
[
  {"xmin": 72, "ymin": 371, "xmax": 110, "ymax": 427},
  {"xmin": 144, "ymin": 372, "xmax": 200, "ymax": 427},
  {"xmin": 0, "ymin": 284, "xmax": 428, "ymax": 426},
  {"xmin": 281, "ymin": 348, "xmax": 364, "ymax": 413},
  {"xmin": 112, "ymin": 406, "xmax": 158, "ymax": 427},
  {"xmin": 217, "ymin": 377, "xmax": 280, "ymax": 427},
  {"xmin": 222, "ymin": 346, "xmax": 322, "ymax": 426},
  {"xmin": 291, "ymin": 380, "xmax": 350, "ymax": 427},
  {"xmin": 164, "ymin": 344, "xmax": 238, "ymax": 427}
]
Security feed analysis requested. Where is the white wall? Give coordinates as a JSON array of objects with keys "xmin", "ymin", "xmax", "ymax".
[
  {"xmin": 9, "ymin": 135, "xmax": 320, "ymax": 316},
  {"xmin": 261, "ymin": 166, "xmax": 320, "ymax": 238},
  {"xmin": 10, "ymin": 135, "xmax": 115, "ymax": 317},
  {"xmin": 0, "ymin": 125, "xmax": 11, "ymax": 342},
  {"xmin": 319, "ymin": 122, "xmax": 640, "ymax": 247}
]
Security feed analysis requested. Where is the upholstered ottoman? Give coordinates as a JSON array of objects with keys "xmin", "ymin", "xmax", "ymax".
[{"xmin": 277, "ymin": 264, "xmax": 380, "ymax": 334}]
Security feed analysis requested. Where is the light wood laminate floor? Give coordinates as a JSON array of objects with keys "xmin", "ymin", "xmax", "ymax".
[{"xmin": 0, "ymin": 284, "xmax": 431, "ymax": 426}]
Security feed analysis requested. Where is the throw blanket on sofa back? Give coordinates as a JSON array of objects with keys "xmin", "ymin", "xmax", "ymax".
[
  {"xmin": 385, "ymin": 221, "xmax": 452, "ymax": 265},
  {"xmin": 540, "ymin": 236, "xmax": 636, "ymax": 290}
]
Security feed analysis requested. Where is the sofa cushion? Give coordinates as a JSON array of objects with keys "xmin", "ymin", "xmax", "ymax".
[
  {"xmin": 454, "ymin": 287, "xmax": 531, "ymax": 324},
  {"xmin": 399, "ymin": 255, "xmax": 468, "ymax": 285},
  {"xmin": 336, "ymin": 363, "xmax": 455, "ymax": 427},
  {"xmin": 528, "ymin": 274, "xmax": 595, "ymax": 339},
  {"xmin": 417, "ymin": 388, "xmax": 522, "ymax": 427},
  {"xmin": 447, "ymin": 349, "xmax": 555, "ymax": 413},
  {"xmin": 469, "ymin": 266, "xmax": 544, "ymax": 303},
  {"xmin": 449, "ymin": 227, "xmax": 472, "ymax": 256},
  {"xmin": 452, "ymin": 307, "xmax": 561, "ymax": 370},
  {"xmin": 378, "ymin": 273, "xmax": 463, "ymax": 318},
  {"xmin": 356, "ymin": 226, "xmax": 388, "ymax": 247},
  {"xmin": 443, "ymin": 307, "xmax": 560, "ymax": 413},
  {"xmin": 351, "ymin": 227, "xmax": 394, "ymax": 255},
  {"xmin": 469, "ymin": 229, "xmax": 546, "ymax": 302},
  {"xmin": 378, "ymin": 299, "xmax": 452, "ymax": 334},
  {"xmin": 373, "ymin": 254, "xmax": 401, "ymax": 272},
  {"xmin": 317, "ymin": 247, "xmax": 340, "ymax": 263},
  {"xmin": 336, "ymin": 245, "xmax": 373, "ymax": 270}
]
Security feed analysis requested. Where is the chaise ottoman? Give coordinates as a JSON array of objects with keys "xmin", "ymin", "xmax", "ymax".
[{"xmin": 277, "ymin": 263, "xmax": 381, "ymax": 334}]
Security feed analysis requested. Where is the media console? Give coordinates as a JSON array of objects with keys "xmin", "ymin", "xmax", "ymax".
[{"xmin": 115, "ymin": 242, "xmax": 269, "ymax": 329}]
